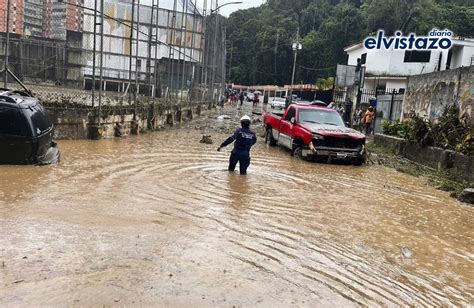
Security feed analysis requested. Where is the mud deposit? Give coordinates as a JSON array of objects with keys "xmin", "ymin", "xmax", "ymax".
[{"xmin": 1, "ymin": 104, "xmax": 473, "ymax": 306}]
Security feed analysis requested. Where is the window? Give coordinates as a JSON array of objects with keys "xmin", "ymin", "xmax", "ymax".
[
  {"xmin": 0, "ymin": 107, "xmax": 27, "ymax": 136},
  {"xmin": 284, "ymin": 107, "xmax": 296, "ymax": 121},
  {"xmin": 404, "ymin": 51, "xmax": 431, "ymax": 63},
  {"xmin": 24, "ymin": 105, "xmax": 52, "ymax": 136}
]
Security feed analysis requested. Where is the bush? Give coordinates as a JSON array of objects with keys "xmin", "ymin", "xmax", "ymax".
[
  {"xmin": 382, "ymin": 105, "xmax": 473, "ymax": 155},
  {"xmin": 381, "ymin": 120, "xmax": 412, "ymax": 140},
  {"xmin": 431, "ymin": 105, "xmax": 472, "ymax": 154}
]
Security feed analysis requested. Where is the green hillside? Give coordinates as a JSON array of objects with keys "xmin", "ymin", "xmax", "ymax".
[{"xmin": 224, "ymin": 0, "xmax": 473, "ymax": 85}]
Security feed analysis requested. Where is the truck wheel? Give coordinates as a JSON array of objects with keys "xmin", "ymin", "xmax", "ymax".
[
  {"xmin": 265, "ymin": 128, "xmax": 276, "ymax": 146},
  {"xmin": 292, "ymin": 145, "xmax": 303, "ymax": 159},
  {"xmin": 352, "ymin": 154, "xmax": 366, "ymax": 166}
]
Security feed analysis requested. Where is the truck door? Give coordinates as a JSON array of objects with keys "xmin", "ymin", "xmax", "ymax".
[{"xmin": 279, "ymin": 106, "xmax": 296, "ymax": 149}]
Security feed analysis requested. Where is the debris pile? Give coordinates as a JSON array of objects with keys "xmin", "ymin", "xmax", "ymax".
[{"xmin": 200, "ymin": 135, "xmax": 213, "ymax": 144}]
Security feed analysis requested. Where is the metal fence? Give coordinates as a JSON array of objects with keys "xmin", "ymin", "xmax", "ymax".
[
  {"xmin": 0, "ymin": 0, "xmax": 226, "ymax": 109},
  {"xmin": 333, "ymin": 87, "xmax": 405, "ymax": 132}
]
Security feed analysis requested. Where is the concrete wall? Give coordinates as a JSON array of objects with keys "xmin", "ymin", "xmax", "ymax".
[
  {"xmin": 44, "ymin": 100, "xmax": 211, "ymax": 140},
  {"xmin": 403, "ymin": 66, "xmax": 473, "ymax": 126},
  {"xmin": 374, "ymin": 133, "xmax": 474, "ymax": 182}
]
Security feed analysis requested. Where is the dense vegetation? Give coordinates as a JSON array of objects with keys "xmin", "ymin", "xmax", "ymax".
[
  {"xmin": 224, "ymin": 0, "xmax": 473, "ymax": 86},
  {"xmin": 382, "ymin": 105, "xmax": 473, "ymax": 155}
]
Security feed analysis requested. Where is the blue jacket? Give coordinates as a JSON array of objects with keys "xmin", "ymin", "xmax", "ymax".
[{"xmin": 220, "ymin": 127, "xmax": 257, "ymax": 153}]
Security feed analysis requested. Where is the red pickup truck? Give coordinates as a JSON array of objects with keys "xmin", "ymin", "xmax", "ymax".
[{"xmin": 263, "ymin": 103, "xmax": 367, "ymax": 165}]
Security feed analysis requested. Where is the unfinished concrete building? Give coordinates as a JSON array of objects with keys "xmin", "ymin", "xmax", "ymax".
[{"xmin": 0, "ymin": 0, "xmax": 225, "ymax": 102}]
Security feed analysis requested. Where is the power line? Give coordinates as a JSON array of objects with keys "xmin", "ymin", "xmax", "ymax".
[{"xmin": 299, "ymin": 64, "xmax": 336, "ymax": 71}]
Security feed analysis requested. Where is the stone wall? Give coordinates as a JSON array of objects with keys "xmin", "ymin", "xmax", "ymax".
[
  {"xmin": 403, "ymin": 66, "xmax": 473, "ymax": 127},
  {"xmin": 374, "ymin": 134, "xmax": 474, "ymax": 182},
  {"xmin": 45, "ymin": 101, "xmax": 212, "ymax": 140}
]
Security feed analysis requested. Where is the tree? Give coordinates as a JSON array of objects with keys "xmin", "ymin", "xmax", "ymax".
[{"xmin": 225, "ymin": 0, "xmax": 473, "ymax": 86}]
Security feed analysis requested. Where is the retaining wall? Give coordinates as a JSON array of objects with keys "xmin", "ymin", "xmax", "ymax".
[
  {"xmin": 374, "ymin": 133, "xmax": 474, "ymax": 182},
  {"xmin": 45, "ymin": 101, "xmax": 212, "ymax": 140},
  {"xmin": 404, "ymin": 66, "xmax": 473, "ymax": 127}
]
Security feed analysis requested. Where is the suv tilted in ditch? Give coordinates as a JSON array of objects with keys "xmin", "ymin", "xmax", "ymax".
[{"xmin": 0, "ymin": 89, "xmax": 60, "ymax": 165}]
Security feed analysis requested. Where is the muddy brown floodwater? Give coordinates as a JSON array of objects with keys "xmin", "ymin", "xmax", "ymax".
[{"xmin": 1, "ymin": 107, "xmax": 473, "ymax": 306}]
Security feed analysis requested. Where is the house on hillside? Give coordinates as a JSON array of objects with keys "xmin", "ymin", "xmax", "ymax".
[{"xmin": 344, "ymin": 37, "xmax": 474, "ymax": 93}]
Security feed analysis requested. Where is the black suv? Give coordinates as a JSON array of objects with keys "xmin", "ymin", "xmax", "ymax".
[{"xmin": 0, "ymin": 90, "xmax": 60, "ymax": 165}]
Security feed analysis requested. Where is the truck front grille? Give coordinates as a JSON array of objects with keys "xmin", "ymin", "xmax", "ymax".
[{"xmin": 313, "ymin": 137, "xmax": 363, "ymax": 149}]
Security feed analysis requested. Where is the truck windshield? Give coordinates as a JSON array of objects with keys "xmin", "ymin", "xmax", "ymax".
[{"xmin": 298, "ymin": 109, "xmax": 345, "ymax": 126}]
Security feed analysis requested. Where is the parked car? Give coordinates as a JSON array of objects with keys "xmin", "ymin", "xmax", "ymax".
[
  {"xmin": 270, "ymin": 97, "xmax": 286, "ymax": 111},
  {"xmin": 246, "ymin": 92, "xmax": 255, "ymax": 102},
  {"xmin": 0, "ymin": 89, "xmax": 60, "ymax": 165},
  {"xmin": 263, "ymin": 103, "xmax": 366, "ymax": 165}
]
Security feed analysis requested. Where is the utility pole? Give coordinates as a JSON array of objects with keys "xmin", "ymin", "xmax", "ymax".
[
  {"xmin": 146, "ymin": 0, "xmax": 155, "ymax": 99},
  {"xmin": 180, "ymin": 0, "xmax": 188, "ymax": 103},
  {"xmin": 128, "ymin": 0, "xmax": 135, "ymax": 105},
  {"xmin": 153, "ymin": 0, "xmax": 161, "ymax": 101},
  {"xmin": 210, "ymin": 0, "xmax": 219, "ymax": 103},
  {"xmin": 3, "ymin": 0, "xmax": 11, "ymax": 88},
  {"xmin": 227, "ymin": 40, "xmax": 233, "ymax": 82},
  {"xmin": 91, "ymin": 0, "xmax": 98, "ymax": 107},
  {"xmin": 135, "ymin": 0, "xmax": 141, "ymax": 101},
  {"xmin": 200, "ymin": 0, "xmax": 208, "ymax": 103},
  {"xmin": 168, "ymin": 0, "xmax": 178, "ymax": 101},
  {"xmin": 289, "ymin": 27, "xmax": 301, "ymax": 107},
  {"xmin": 98, "ymin": 0, "xmax": 105, "ymax": 125},
  {"xmin": 188, "ymin": 0, "xmax": 198, "ymax": 103},
  {"xmin": 355, "ymin": 58, "xmax": 364, "ymax": 111},
  {"xmin": 274, "ymin": 30, "xmax": 279, "ymax": 76}
]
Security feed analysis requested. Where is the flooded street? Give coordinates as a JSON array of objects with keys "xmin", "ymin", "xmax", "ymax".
[{"xmin": 1, "ymin": 106, "xmax": 473, "ymax": 306}]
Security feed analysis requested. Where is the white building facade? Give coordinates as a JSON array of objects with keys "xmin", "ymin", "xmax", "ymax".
[{"xmin": 344, "ymin": 37, "xmax": 474, "ymax": 93}]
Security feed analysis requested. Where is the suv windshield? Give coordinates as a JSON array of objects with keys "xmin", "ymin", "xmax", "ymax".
[
  {"xmin": 298, "ymin": 109, "xmax": 345, "ymax": 126},
  {"xmin": 24, "ymin": 105, "xmax": 53, "ymax": 136}
]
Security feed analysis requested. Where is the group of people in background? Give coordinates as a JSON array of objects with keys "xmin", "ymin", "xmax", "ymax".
[
  {"xmin": 354, "ymin": 106, "xmax": 375, "ymax": 135},
  {"xmin": 328, "ymin": 99, "xmax": 375, "ymax": 135},
  {"xmin": 220, "ymin": 89, "xmax": 260, "ymax": 109}
]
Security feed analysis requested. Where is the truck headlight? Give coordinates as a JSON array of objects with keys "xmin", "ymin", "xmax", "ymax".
[{"xmin": 312, "ymin": 134, "xmax": 324, "ymax": 140}]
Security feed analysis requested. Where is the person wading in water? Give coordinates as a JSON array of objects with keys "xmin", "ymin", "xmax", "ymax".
[{"xmin": 217, "ymin": 115, "xmax": 257, "ymax": 175}]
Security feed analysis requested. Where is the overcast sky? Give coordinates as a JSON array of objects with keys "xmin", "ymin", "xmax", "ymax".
[
  {"xmin": 216, "ymin": 0, "xmax": 266, "ymax": 16},
  {"xmin": 141, "ymin": 0, "xmax": 266, "ymax": 17}
]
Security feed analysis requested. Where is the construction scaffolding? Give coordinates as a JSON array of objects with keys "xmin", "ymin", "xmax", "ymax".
[{"xmin": 0, "ymin": 0, "xmax": 226, "ymax": 108}]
